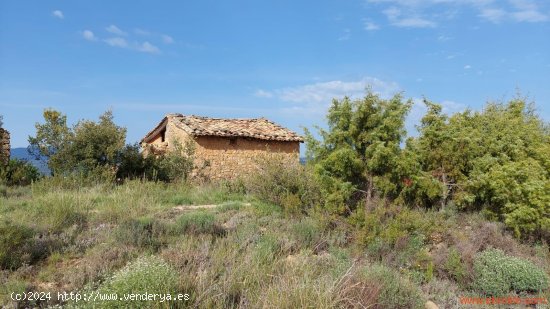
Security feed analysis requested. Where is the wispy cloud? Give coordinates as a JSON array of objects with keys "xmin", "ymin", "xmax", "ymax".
[
  {"xmin": 104, "ymin": 37, "xmax": 129, "ymax": 48},
  {"xmin": 137, "ymin": 42, "xmax": 161, "ymax": 54},
  {"xmin": 383, "ymin": 7, "xmax": 436, "ymax": 28},
  {"xmin": 106, "ymin": 25, "xmax": 127, "ymax": 36},
  {"xmin": 134, "ymin": 28, "xmax": 151, "ymax": 36},
  {"xmin": 479, "ymin": 8, "xmax": 507, "ymax": 22},
  {"xmin": 82, "ymin": 25, "xmax": 164, "ymax": 54},
  {"xmin": 464, "ymin": 64, "xmax": 472, "ymax": 69},
  {"xmin": 368, "ymin": 0, "xmax": 549, "ymax": 25},
  {"xmin": 256, "ymin": 77, "xmax": 400, "ymax": 104},
  {"xmin": 254, "ymin": 89, "xmax": 274, "ymax": 98},
  {"xmin": 103, "ymin": 37, "xmax": 161, "ymax": 54},
  {"xmin": 161, "ymin": 34, "xmax": 174, "ymax": 44},
  {"xmin": 82, "ymin": 30, "xmax": 97, "ymax": 41},
  {"xmin": 134, "ymin": 28, "xmax": 175, "ymax": 44},
  {"xmin": 364, "ymin": 19, "xmax": 380, "ymax": 30},
  {"xmin": 512, "ymin": 9, "xmax": 548, "ymax": 22},
  {"xmin": 52, "ymin": 10, "xmax": 64, "ymax": 19}
]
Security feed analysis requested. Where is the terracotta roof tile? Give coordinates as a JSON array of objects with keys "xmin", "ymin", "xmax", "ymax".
[{"xmin": 142, "ymin": 114, "xmax": 303, "ymax": 143}]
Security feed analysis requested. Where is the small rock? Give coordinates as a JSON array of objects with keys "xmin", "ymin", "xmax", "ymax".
[{"xmin": 425, "ymin": 300, "xmax": 439, "ymax": 309}]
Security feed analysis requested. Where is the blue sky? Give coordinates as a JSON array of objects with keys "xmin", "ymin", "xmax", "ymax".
[{"xmin": 1, "ymin": 0, "xmax": 549, "ymax": 147}]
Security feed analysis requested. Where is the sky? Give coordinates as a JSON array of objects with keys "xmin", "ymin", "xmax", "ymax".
[{"xmin": 1, "ymin": 0, "xmax": 549, "ymax": 148}]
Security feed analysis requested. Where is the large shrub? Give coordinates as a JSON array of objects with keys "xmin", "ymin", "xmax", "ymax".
[
  {"xmin": 472, "ymin": 248, "xmax": 549, "ymax": 295},
  {"xmin": 410, "ymin": 99, "xmax": 550, "ymax": 239},
  {"xmin": 245, "ymin": 154, "xmax": 322, "ymax": 215}
]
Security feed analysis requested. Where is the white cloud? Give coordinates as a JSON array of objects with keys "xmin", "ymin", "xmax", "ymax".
[
  {"xmin": 464, "ymin": 64, "xmax": 472, "ymax": 69},
  {"xmin": 437, "ymin": 35, "xmax": 452, "ymax": 41},
  {"xmin": 162, "ymin": 35, "xmax": 174, "ymax": 44},
  {"xmin": 270, "ymin": 77, "xmax": 400, "ymax": 103},
  {"xmin": 104, "ymin": 37, "xmax": 129, "ymax": 48},
  {"xmin": 106, "ymin": 25, "xmax": 127, "ymax": 36},
  {"xmin": 509, "ymin": 0, "xmax": 537, "ymax": 11},
  {"xmin": 369, "ymin": 0, "xmax": 548, "ymax": 24},
  {"xmin": 52, "ymin": 10, "xmax": 64, "ymax": 19},
  {"xmin": 266, "ymin": 77, "xmax": 400, "ymax": 118},
  {"xmin": 479, "ymin": 8, "xmax": 507, "ymax": 22},
  {"xmin": 82, "ymin": 30, "xmax": 97, "ymax": 41},
  {"xmin": 134, "ymin": 28, "xmax": 151, "ymax": 36},
  {"xmin": 393, "ymin": 17, "xmax": 436, "ymax": 27},
  {"xmin": 512, "ymin": 9, "xmax": 548, "ymax": 22},
  {"xmin": 254, "ymin": 90, "xmax": 274, "ymax": 98},
  {"xmin": 382, "ymin": 6, "xmax": 436, "ymax": 27},
  {"xmin": 364, "ymin": 19, "xmax": 380, "ymax": 30},
  {"xmin": 137, "ymin": 42, "xmax": 161, "ymax": 54}
]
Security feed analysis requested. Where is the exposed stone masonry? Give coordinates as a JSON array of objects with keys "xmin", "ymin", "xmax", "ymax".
[
  {"xmin": 0, "ymin": 128, "xmax": 10, "ymax": 166},
  {"xmin": 141, "ymin": 114, "xmax": 302, "ymax": 180}
]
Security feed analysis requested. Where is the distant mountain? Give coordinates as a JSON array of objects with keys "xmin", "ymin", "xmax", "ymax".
[{"xmin": 10, "ymin": 147, "xmax": 50, "ymax": 175}]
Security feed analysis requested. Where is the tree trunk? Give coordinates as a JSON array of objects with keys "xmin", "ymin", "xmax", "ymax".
[
  {"xmin": 440, "ymin": 167, "xmax": 448, "ymax": 211},
  {"xmin": 365, "ymin": 174, "xmax": 374, "ymax": 213}
]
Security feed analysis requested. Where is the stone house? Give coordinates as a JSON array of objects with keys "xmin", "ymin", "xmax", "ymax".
[
  {"xmin": 141, "ymin": 113, "xmax": 303, "ymax": 180},
  {"xmin": 0, "ymin": 128, "xmax": 9, "ymax": 166}
]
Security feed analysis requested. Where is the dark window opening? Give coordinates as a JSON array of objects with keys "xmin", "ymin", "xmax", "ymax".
[{"xmin": 160, "ymin": 129, "xmax": 166, "ymax": 142}]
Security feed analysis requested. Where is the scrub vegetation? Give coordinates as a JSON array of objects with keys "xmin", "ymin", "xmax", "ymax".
[{"xmin": 0, "ymin": 91, "xmax": 549, "ymax": 308}]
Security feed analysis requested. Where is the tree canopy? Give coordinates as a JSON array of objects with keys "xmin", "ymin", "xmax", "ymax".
[
  {"xmin": 305, "ymin": 90, "xmax": 412, "ymax": 215},
  {"xmin": 28, "ymin": 109, "xmax": 126, "ymax": 177},
  {"xmin": 306, "ymin": 92, "xmax": 550, "ymax": 240}
]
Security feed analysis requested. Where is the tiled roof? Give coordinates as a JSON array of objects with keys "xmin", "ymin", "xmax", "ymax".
[{"xmin": 142, "ymin": 114, "xmax": 304, "ymax": 142}]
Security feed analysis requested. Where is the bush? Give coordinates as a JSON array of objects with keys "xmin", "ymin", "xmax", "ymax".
[
  {"xmin": 173, "ymin": 211, "xmax": 223, "ymax": 235},
  {"xmin": 115, "ymin": 217, "xmax": 168, "ymax": 251},
  {"xmin": 245, "ymin": 154, "xmax": 322, "ymax": 215},
  {"xmin": 148, "ymin": 139, "xmax": 195, "ymax": 183},
  {"xmin": 362, "ymin": 264, "xmax": 424, "ymax": 309},
  {"xmin": 0, "ymin": 159, "xmax": 41, "ymax": 186},
  {"xmin": 472, "ymin": 248, "xmax": 549, "ymax": 295},
  {"xmin": 83, "ymin": 255, "xmax": 179, "ymax": 309},
  {"xmin": 117, "ymin": 140, "xmax": 196, "ymax": 183},
  {"xmin": 444, "ymin": 247, "xmax": 467, "ymax": 285},
  {"xmin": 0, "ymin": 221, "xmax": 41, "ymax": 270}
]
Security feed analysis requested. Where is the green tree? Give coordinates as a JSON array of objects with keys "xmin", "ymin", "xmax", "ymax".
[
  {"xmin": 28, "ymin": 109, "xmax": 72, "ymax": 173},
  {"xmin": 410, "ymin": 97, "xmax": 550, "ymax": 239},
  {"xmin": 28, "ymin": 109, "xmax": 126, "ymax": 177},
  {"xmin": 305, "ymin": 90, "xmax": 412, "ymax": 215},
  {"xmin": 58, "ymin": 110, "xmax": 126, "ymax": 175}
]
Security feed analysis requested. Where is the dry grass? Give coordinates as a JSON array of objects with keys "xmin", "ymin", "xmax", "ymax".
[{"xmin": 0, "ymin": 178, "xmax": 547, "ymax": 308}]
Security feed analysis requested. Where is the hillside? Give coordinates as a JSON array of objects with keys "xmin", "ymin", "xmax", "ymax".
[
  {"xmin": 0, "ymin": 181, "xmax": 548, "ymax": 308},
  {"xmin": 10, "ymin": 147, "xmax": 49, "ymax": 175}
]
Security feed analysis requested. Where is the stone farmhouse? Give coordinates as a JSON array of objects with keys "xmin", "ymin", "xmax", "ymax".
[{"xmin": 141, "ymin": 114, "xmax": 303, "ymax": 180}]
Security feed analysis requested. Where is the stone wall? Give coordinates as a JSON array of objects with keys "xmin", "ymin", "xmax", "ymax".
[
  {"xmin": 193, "ymin": 135, "xmax": 300, "ymax": 180},
  {"xmin": 0, "ymin": 128, "xmax": 10, "ymax": 166},
  {"xmin": 142, "ymin": 117, "xmax": 301, "ymax": 180}
]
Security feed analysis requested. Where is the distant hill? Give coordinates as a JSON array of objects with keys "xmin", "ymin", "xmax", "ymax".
[{"xmin": 11, "ymin": 147, "xmax": 50, "ymax": 175}]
